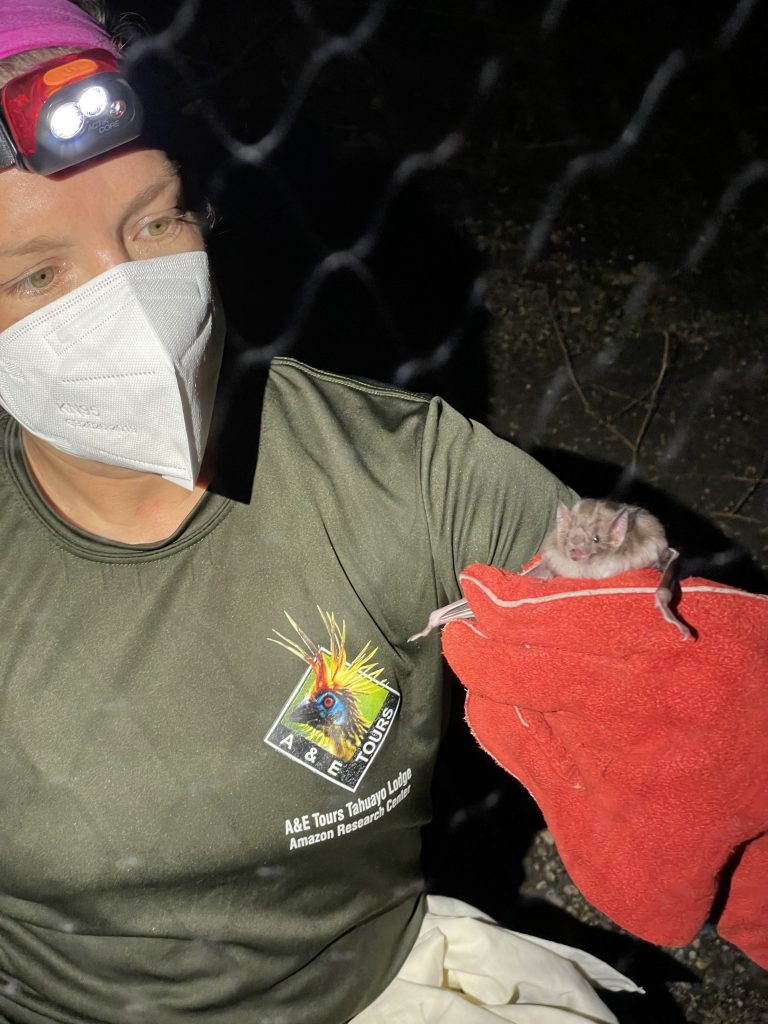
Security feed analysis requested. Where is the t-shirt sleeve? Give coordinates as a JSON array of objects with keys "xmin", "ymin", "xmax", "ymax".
[{"xmin": 418, "ymin": 395, "xmax": 577, "ymax": 604}]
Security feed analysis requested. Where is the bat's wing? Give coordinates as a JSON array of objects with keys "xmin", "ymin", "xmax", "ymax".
[
  {"xmin": 520, "ymin": 559, "xmax": 553, "ymax": 579},
  {"xmin": 409, "ymin": 555, "xmax": 551, "ymax": 641},
  {"xmin": 654, "ymin": 548, "xmax": 692, "ymax": 638},
  {"xmin": 408, "ymin": 596, "xmax": 475, "ymax": 642}
]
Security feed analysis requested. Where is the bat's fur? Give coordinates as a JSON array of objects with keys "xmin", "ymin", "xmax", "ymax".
[{"xmin": 542, "ymin": 499, "xmax": 669, "ymax": 579}]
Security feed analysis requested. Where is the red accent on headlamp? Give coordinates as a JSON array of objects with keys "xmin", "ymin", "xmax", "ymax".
[{"xmin": 2, "ymin": 48, "xmax": 117, "ymax": 157}]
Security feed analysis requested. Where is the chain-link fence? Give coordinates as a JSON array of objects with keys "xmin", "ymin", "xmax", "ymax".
[{"xmin": 115, "ymin": 0, "xmax": 767, "ymax": 580}]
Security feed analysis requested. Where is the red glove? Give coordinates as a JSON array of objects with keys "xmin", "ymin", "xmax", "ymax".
[{"xmin": 441, "ymin": 563, "xmax": 768, "ymax": 965}]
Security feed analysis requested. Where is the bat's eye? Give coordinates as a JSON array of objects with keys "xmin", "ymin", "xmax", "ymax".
[{"xmin": 592, "ymin": 534, "xmax": 600, "ymax": 543}]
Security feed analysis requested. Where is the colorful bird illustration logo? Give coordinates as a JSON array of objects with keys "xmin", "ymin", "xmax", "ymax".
[{"xmin": 270, "ymin": 609, "xmax": 387, "ymax": 761}]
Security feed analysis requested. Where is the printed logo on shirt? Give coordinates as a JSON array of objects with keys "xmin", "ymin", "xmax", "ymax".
[{"xmin": 264, "ymin": 608, "xmax": 400, "ymax": 792}]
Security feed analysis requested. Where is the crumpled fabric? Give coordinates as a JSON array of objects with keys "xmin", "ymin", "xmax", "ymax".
[
  {"xmin": 352, "ymin": 895, "xmax": 641, "ymax": 1023},
  {"xmin": 439, "ymin": 562, "xmax": 768, "ymax": 967}
]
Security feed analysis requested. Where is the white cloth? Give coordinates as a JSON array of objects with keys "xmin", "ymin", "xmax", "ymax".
[{"xmin": 352, "ymin": 895, "xmax": 643, "ymax": 1023}]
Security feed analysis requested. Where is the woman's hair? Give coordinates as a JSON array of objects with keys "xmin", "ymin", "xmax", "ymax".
[
  {"xmin": 69, "ymin": 0, "xmax": 109, "ymax": 23},
  {"xmin": 0, "ymin": 0, "xmax": 120, "ymax": 88}
]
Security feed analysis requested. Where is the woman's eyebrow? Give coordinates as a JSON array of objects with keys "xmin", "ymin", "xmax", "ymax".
[
  {"xmin": 120, "ymin": 175, "xmax": 181, "ymax": 224},
  {"xmin": 0, "ymin": 235, "xmax": 73, "ymax": 259}
]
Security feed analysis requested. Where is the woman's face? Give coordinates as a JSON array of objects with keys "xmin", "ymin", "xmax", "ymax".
[{"xmin": 0, "ymin": 146, "xmax": 205, "ymax": 332}]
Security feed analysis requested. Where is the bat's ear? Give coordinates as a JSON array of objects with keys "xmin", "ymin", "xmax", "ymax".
[
  {"xmin": 556, "ymin": 501, "xmax": 572, "ymax": 529},
  {"xmin": 607, "ymin": 507, "xmax": 630, "ymax": 546}
]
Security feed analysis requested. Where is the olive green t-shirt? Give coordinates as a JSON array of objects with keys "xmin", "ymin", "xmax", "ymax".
[{"xmin": 0, "ymin": 358, "xmax": 572, "ymax": 1023}]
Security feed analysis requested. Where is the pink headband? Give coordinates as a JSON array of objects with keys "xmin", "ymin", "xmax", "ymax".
[{"xmin": 0, "ymin": 0, "xmax": 118, "ymax": 62}]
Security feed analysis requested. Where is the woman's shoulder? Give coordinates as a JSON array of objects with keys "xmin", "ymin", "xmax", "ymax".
[
  {"xmin": 267, "ymin": 357, "xmax": 433, "ymax": 409},
  {"xmin": 263, "ymin": 358, "xmax": 437, "ymax": 454}
]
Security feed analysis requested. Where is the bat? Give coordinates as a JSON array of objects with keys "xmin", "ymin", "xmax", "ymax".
[{"xmin": 408, "ymin": 498, "xmax": 691, "ymax": 640}]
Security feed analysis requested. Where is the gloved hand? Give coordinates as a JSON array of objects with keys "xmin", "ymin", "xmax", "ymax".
[{"xmin": 440, "ymin": 562, "xmax": 768, "ymax": 966}]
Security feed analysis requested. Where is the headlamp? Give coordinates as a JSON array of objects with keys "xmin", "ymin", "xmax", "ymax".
[{"xmin": 0, "ymin": 48, "xmax": 143, "ymax": 175}]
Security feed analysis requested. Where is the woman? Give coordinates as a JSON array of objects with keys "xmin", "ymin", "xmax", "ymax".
[{"xmin": 0, "ymin": 1, "xmax": 641, "ymax": 1020}]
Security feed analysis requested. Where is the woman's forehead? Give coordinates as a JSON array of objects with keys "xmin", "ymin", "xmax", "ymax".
[{"xmin": 0, "ymin": 147, "xmax": 180, "ymax": 240}]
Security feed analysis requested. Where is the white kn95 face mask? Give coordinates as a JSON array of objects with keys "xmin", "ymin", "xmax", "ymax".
[{"xmin": 0, "ymin": 250, "xmax": 225, "ymax": 491}]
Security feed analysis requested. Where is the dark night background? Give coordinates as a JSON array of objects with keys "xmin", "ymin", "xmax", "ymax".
[{"xmin": 111, "ymin": 1, "xmax": 767, "ymax": 1020}]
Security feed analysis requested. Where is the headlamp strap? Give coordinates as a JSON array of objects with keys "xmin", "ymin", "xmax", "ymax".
[{"xmin": 0, "ymin": 120, "xmax": 15, "ymax": 170}]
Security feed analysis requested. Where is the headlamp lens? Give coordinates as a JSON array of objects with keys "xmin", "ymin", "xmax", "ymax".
[
  {"xmin": 78, "ymin": 85, "xmax": 109, "ymax": 118},
  {"xmin": 49, "ymin": 102, "xmax": 85, "ymax": 140}
]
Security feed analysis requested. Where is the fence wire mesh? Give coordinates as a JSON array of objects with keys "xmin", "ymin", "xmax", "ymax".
[
  {"xmin": 116, "ymin": 0, "xmax": 766, "ymax": 581},
  {"xmin": 6, "ymin": 1, "xmax": 768, "ymax": 1021}
]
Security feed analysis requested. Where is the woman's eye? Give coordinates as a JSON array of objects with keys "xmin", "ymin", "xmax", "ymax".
[
  {"xmin": 29, "ymin": 267, "xmax": 56, "ymax": 290},
  {"xmin": 145, "ymin": 218, "xmax": 172, "ymax": 238},
  {"xmin": 138, "ymin": 212, "xmax": 197, "ymax": 243},
  {"xmin": 10, "ymin": 266, "xmax": 57, "ymax": 296}
]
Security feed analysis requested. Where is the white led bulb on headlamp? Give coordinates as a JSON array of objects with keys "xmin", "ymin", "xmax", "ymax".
[
  {"xmin": 77, "ymin": 85, "xmax": 109, "ymax": 118},
  {"xmin": 49, "ymin": 101, "xmax": 85, "ymax": 141}
]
